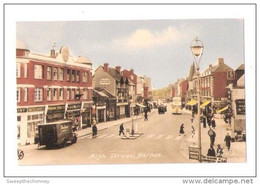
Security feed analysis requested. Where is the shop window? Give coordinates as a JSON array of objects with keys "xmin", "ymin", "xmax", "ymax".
[
  {"xmin": 17, "ymin": 87, "xmax": 21, "ymax": 102},
  {"xmin": 83, "ymin": 72, "xmax": 88, "ymax": 82},
  {"xmin": 24, "ymin": 87, "xmax": 28, "ymax": 102},
  {"xmin": 53, "ymin": 67, "xmax": 58, "ymax": 80},
  {"xmin": 16, "ymin": 63, "xmax": 21, "ymax": 78},
  {"xmin": 24, "ymin": 63, "xmax": 28, "ymax": 78},
  {"xmin": 34, "ymin": 88, "xmax": 43, "ymax": 101},
  {"xmin": 59, "ymin": 88, "xmax": 64, "ymax": 100},
  {"xmin": 28, "ymin": 115, "xmax": 31, "ymax": 121},
  {"xmin": 76, "ymin": 71, "xmax": 80, "ymax": 82},
  {"xmin": 59, "ymin": 68, "xmax": 64, "ymax": 81},
  {"xmin": 67, "ymin": 69, "xmax": 71, "ymax": 81},
  {"xmin": 47, "ymin": 88, "xmax": 51, "ymax": 101},
  {"xmin": 47, "ymin": 67, "xmax": 52, "ymax": 80},
  {"xmin": 34, "ymin": 64, "xmax": 43, "ymax": 79}
]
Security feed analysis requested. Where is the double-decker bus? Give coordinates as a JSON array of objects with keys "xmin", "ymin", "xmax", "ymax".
[{"xmin": 172, "ymin": 97, "xmax": 182, "ymax": 114}]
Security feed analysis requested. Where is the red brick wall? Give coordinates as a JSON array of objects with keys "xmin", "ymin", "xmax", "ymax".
[
  {"xmin": 17, "ymin": 60, "xmax": 92, "ymax": 106},
  {"xmin": 181, "ymin": 80, "xmax": 188, "ymax": 98},
  {"xmin": 213, "ymin": 72, "xmax": 228, "ymax": 98}
]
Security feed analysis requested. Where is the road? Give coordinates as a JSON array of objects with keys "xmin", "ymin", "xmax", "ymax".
[{"xmin": 19, "ymin": 105, "xmax": 193, "ymax": 165}]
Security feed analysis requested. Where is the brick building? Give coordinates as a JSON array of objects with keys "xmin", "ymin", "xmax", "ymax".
[{"xmin": 16, "ymin": 42, "xmax": 93, "ymax": 145}]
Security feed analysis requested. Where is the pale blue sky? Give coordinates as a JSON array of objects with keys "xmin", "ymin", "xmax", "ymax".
[{"xmin": 16, "ymin": 19, "xmax": 244, "ymax": 89}]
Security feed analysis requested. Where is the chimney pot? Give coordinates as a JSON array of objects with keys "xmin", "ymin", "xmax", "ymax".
[{"xmin": 104, "ymin": 63, "xmax": 109, "ymax": 72}]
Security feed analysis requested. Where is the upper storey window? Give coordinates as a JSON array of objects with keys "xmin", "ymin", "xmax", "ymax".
[{"xmin": 34, "ymin": 64, "xmax": 43, "ymax": 79}]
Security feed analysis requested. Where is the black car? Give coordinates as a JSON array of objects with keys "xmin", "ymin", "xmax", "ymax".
[{"xmin": 158, "ymin": 105, "xmax": 165, "ymax": 114}]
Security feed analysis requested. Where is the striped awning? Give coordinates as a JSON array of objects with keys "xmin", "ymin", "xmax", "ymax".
[
  {"xmin": 217, "ymin": 106, "xmax": 228, "ymax": 114},
  {"xmin": 200, "ymin": 100, "xmax": 211, "ymax": 108},
  {"xmin": 186, "ymin": 99, "xmax": 197, "ymax": 106}
]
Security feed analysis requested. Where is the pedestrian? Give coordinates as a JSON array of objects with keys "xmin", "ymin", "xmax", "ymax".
[
  {"xmin": 92, "ymin": 123, "xmax": 97, "ymax": 138},
  {"xmin": 144, "ymin": 111, "xmax": 148, "ymax": 121},
  {"xmin": 216, "ymin": 144, "xmax": 223, "ymax": 157},
  {"xmin": 119, "ymin": 123, "xmax": 125, "ymax": 136},
  {"xmin": 208, "ymin": 128, "xmax": 216, "ymax": 146},
  {"xmin": 207, "ymin": 145, "xmax": 216, "ymax": 157},
  {"xmin": 179, "ymin": 123, "xmax": 185, "ymax": 136},
  {"xmin": 202, "ymin": 116, "xmax": 206, "ymax": 128},
  {"xmin": 207, "ymin": 115, "xmax": 212, "ymax": 128},
  {"xmin": 211, "ymin": 118, "xmax": 216, "ymax": 129},
  {"xmin": 224, "ymin": 132, "xmax": 232, "ymax": 151}
]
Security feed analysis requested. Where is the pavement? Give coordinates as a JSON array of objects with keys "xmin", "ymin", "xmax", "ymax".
[{"xmin": 180, "ymin": 109, "xmax": 246, "ymax": 163}]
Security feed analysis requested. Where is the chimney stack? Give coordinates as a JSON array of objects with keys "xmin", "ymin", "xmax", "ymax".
[
  {"xmin": 115, "ymin": 66, "xmax": 121, "ymax": 73},
  {"xmin": 209, "ymin": 64, "xmax": 212, "ymax": 70},
  {"xmin": 104, "ymin": 63, "xmax": 109, "ymax": 72},
  {"xmin": 50, "ymin": 43, "xmax": 56, "ymax": 58},
  {"xmin": 218, "ymin": 58, "xmax": 224, "ymax": 65}
]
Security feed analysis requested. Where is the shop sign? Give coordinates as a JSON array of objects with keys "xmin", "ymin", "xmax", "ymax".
[
  {"xmin": 48, "ymin": 105, "xmax": 65, "ymax": 111},
  {"xmin": 235, "ymin": 99, "xmax": 245, "ymax": 115},
  {"xmin": 17, "ymin": 108, "xmax": 27, "ymax": 113},
  {"xmin": 83, "ymin": 102, "xmax": 93, "ymax": 108},
  {"xmin": 189, "ymin": 146, "xmax": 200, "ymax": 160},
  {"xmin": 99, "ymin": 78, "xmax": 111, "ymax": 85},
  {"xmin": 67, "ymin": 103, "xmax": 81, "ymax": 110},
  {"xmin": 28, "ymin": 106, "xmax": 45, "ymax": 112}
]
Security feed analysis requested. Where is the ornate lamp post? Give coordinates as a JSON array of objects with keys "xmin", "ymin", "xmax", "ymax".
[{"xmin": 190, "ymin": 37, "xmax": 204, "ymax": 162}]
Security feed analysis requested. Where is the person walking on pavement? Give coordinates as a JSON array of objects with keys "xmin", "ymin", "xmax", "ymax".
[
  {"xmin": 179, "ymin": 123, "xmax": 185, "ymax": 136},
  {"xmin": 92, "ymin": 119, "xmax": 97, "ymax": 138},
  {"xmin": 224, "ymin": 132, "xmax": 232, "ymax": 151},
  {"xmin": 203, "ymin": 116, "xmax": 207, "ymax": 128},
  {"xmin": 207, "ymin": 145, "xmax": 216, "ymax": 157},
  {"xmin": 216, "ymin": 144, "xmax": 224, "ymax": 157},
  {"xmin": 144, "ymin": 110, "xmax": 148, "ymax": 121},
  {"xmin": 119, "ymin": 123, "xmax": 125, "ymax": 136},
  {"xmin": 211, "ymin": 118, "xmax": 216, "ymax": 129},
  {"xmin": 208, "ymin": 128, "xmax": 216, "ymax": 146}
]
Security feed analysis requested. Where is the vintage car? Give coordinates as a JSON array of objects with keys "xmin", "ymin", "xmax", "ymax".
[
  {"xmin": 38, "ymin": 120, "xmax": 77, "ymax": 148},
  {"xmin": 158, "ymin": 105, "xmax": 166, "ymax": 114}
]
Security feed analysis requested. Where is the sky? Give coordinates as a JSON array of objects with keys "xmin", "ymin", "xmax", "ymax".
[{"xmin": 16, "ymin": 19, "xmax": 244, "ymax": 89}]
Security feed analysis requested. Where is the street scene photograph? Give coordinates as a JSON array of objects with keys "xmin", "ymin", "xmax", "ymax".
[{"xmin": 15, "ymin": 18, "xmax": 246, "ymax": 166}]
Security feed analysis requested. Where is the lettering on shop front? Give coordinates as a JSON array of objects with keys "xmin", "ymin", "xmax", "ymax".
[{"xmin": 28, "ymin": 107, "xmax": 45, "ymax": 112}]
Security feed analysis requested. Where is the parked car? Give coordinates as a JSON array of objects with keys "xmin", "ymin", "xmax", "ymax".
[
  {"xmin": 158, "ymin": 105, "xmax": 166, "ymax": 114},
  {"xmin": 38, "ymin": 120, "xmax": 77, "ymax": 148}
]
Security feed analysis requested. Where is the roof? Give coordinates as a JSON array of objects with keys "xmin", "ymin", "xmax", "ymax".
[
  {"xmin": 93, "ymin": 87, "xmax": 116, "ymax": 99},
  {"xmin": 187, "ymin": 63, "xmax": 196, "ymax": 81},
  {"xmin": 236, "ymin": 64, "xmax": 245, "ymax": 71}
]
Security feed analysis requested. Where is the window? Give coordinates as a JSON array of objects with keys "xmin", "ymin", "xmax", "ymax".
[
  {"xmin": 24, "ymin": 88, "xmax": 28, "ymax": 102},
  {"xmin": 53, "ymin": 67, "xmax": 58, "ymax": 80},
  {"xmin": 71, "ymin": 89, "xmax": 75, "ymax": 99},
  {"xmin": 76, "ymin": 71, "xmax": 80, "ymax": 82},
  {"xmin": 83, "ymin": 88, "xmax": 88, "ymax": 99},
  {"xmin": 76, "ymin": 89, "xmax": 80, "ymax": 96},
  {"xmin": 47, "ymin": 88, "xmax": 51, "ymax": 101},
  {"xmin": 17, "ymin": 116, "xmax": 21, "ymax": 121},
  {"xmin": 53, "ymin": 88, "xmax": 58, "ymax": 100},
  {"xmin": 83, "ymin": 72, "xmax": 88, "ymax": 82},
  {"xmin": 24, "ymin": 63, "xmax": 28, "ymax": 78},
  {"xmin": 59, "ymin": 68, "xmax": 64, "ymax": 81},
  {"xmin": 34, "ymin": 65, "xmax": 43, "ymax": 79},
  {"xmin": 72, "ymin": 70, "xmax": 76, "ymax": 82},
  {"xmin": 67, "ymin": 89, "xmax": 70, "ymax": 100},
  {"xmin": 16, "ymin": 63, "xmax": 21, "ymax": 78},
  {"xmin": 59, "ymin": 88, "xmax": 64, "ymax": 100},
  {"xmin": 67, "ymin": 69, "xmax": 71, "ymax": 81},
  {"xmin": 17, "ymin": 88, "xmax": 20, "ymax": 102},
  {"xmin": 34, "ymin": 88, "xmax": 43, "ymax": 101},
  {"xmin": 47, "ymin": 67, "xmax": 52, "ymax": 80}
]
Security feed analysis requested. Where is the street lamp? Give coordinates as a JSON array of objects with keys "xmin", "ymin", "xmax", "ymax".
[{"xmin": 190, "ymin": 37, "xmax": 204, "ymax": 162}]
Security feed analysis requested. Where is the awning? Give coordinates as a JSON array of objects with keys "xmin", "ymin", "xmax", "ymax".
[
  {"xmin": 200, "ymin": 100, "xmax": 211, "ymax": 108},
  {"xmin": 217, "ymin": 106, "xmax": 228, "ymax": 114},
  {"xmin": 186, "ymin": 99, "xmax": 197, "ymax": 106},
  {"xmin": 136, "ymin": 103, "xmax": 146, "ymax": 108}
]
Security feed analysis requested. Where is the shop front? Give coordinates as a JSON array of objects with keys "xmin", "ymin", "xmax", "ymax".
[
  {"xmin": 82, "ymin": 102, "xmax": 93, "ymax": 128},
  {"xmin": 17, "ymin": 106, "xmax": 45, "ymax": 145},
  {"xmin": 66, "ymin": 103, "xmax": 82, "ymax": 129},
  {"xmin": 46, "ymin": 104, "xmax": 65, "ymax": 123},
  {"xmin": 116, "ymin": 102, "xmax": 130, "ymax": 119},
  {"xmin": 96, "ymin": 105, "xmax": 106, "ymax": 123},
  {"xmin": 106, "ymin": 100, "xmax": 117, "ymax": 121}
]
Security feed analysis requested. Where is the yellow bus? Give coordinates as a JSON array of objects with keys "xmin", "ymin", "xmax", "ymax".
[{"xmin": 172, "ymin": 97, "xmax": 182, "ymax": 114}]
